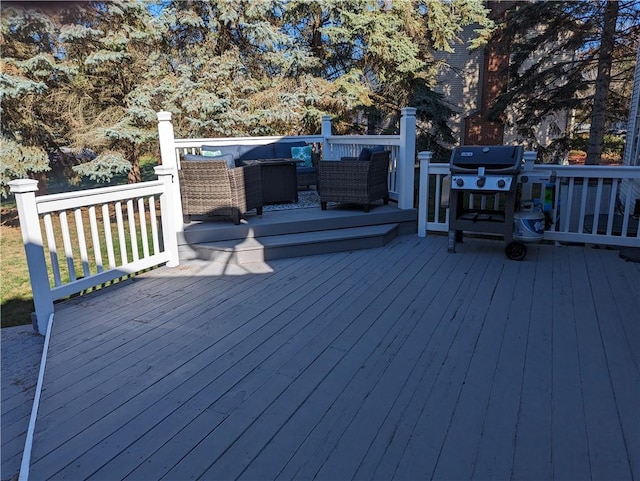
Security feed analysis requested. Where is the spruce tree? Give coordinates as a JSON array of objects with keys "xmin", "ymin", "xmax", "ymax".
[
  {"xmin": 486, "ymin": 0, "xmax": 639, "ymax": 163},
  {"xmin": 56, "ymin": 0, "xmax": 159, "ymax": 182},
  {"xmin": 1, "ymin": 4, "xmax": 64, "ymax": 195},
  {"xmin": 1, "ymin": 0, "xmax": 493, "ymax": 189},
  {"xmin": 282, "ymin": 0, "xmax": 492, "ymax": 149}
]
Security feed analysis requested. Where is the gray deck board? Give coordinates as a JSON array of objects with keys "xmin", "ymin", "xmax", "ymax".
[
  {"xmin": 1, "ymin": 326, "xmax": 43, "ymax": 481},
  {"xmin": 23, "ymin": 235, "xmax": 640, "ymax": 481},
  {"xmin": 509, "ymin": 247, "xmax": 554, "ymax": 481},
  {"xmin": 550, "ymin": 247, "xmax": 592, "ymax": 481},
  {"xmin": 570, "ymin": 247, "xmax": 632, "ymax": 481},
  {"xmin": 588, "ymin": 250, "xmax": 640, "ymax": 481},
  {"xmin": 32, "ymin": 253, "xmax": 354, "ymax": 476}
]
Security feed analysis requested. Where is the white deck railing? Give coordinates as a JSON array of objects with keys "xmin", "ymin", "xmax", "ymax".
[
  {"xmin": 9, "ymin": 166, "xmax": 179, "ymax": 334},
  {"xmin": 157, "ymin": 107, "xmax": 418, "ymax": 225},
  {"xmin": 14, "ymin": 112, "xmax": 637, "ymax": 335},
  {"xmin": 11, "ymin": 110, "xmax": 417, "ymax": 334},
  {"xmin": 417, "ymin": 151, "xmax": 640, "ymax": 248}
]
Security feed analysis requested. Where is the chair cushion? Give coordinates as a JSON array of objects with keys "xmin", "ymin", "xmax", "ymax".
[
  {"xmin": 183, "ymin": 154, "xmax": 210, "ymax": 161},
  {"xmin": 184, "ymin": 153, "xmax": 236, "ymax": 169},
  {"xmin": 358, "ymin": 145, "xmax": 386, "ymax": 162},
  {"xmin": 291, "ymin": 145, "xmax": 313, "ymax": 166},
  {"xmin": 239, "ymin": 144, "xmax": 275, "ymax": 160},
  {"xmin": 201, "ymin": 144, "xmax": 242, "ymax": 160},
  {"xmin": 274, "ymin": 141, "xmax": 306, "ymax": 158},
  {"xmin": 201, "ymin": 148, "xmax": 223, "ymax": 157},
  {"xmin": 296, "ymin": 165, "xmax": 316, "ymax": 174}
]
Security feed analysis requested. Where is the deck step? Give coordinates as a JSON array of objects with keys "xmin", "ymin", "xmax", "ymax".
[{"xmin": 187, "ymin": 223, "xmax": 399, "ymax": 264}]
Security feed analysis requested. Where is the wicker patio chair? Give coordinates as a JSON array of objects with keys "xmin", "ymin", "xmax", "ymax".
[
  {"xmin": 179, "ymin": 156, "xmax": 263, "ymax": 224},
  {"xmin": 318, "ymin": 150, "xmax": 390, "ymax": 212}
]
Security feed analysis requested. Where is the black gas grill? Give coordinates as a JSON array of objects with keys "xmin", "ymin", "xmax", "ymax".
[{"xmin": 448, "ymin": 145, "xmax": 526, "ymax": 258}]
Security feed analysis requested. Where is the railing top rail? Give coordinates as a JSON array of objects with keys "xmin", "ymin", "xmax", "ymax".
[
  {"xmin": 35, "ymin": 180, "xmax": 165, "ymax": 214},
  {"xmin": 420, "ymin": 159, "xmax": 640, "ymax": 179},
  {"xmin": 35, "ymin": 180, "xmax": 164, "ymax": 204},
  {"xmin": 174, "ymin": 135, "xmax": 324, "ymax": 148},
  {"xmin": 326, "ymin": 135, "xmax": 401, "ymax": 145},
  {"xmin": 531, "ymin": 164, "xmax": 640, "ymax": 178}
]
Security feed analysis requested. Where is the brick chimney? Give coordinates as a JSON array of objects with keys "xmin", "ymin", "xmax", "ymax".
[{"xmin": 464, "ymin": 1, "xmax": 514, "ymax": 145}]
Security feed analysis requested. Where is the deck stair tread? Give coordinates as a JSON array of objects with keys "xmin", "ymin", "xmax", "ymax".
[
  {"xmin": 179, "ymin": 204, "xmax": 417, "ymax": 244},
  {"xmin": 178, "ymin": 204, "xmax": 416, "ymax": 263},
  {"xmin": 188, "ymin": 223, "xmax": 399, "ymax": 263}
]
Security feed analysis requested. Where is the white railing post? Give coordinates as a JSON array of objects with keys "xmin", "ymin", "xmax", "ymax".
[
  {"xmin": 417, "ymin": 151, "xmax": 433, "ymax": 237},
  {"xmin": 321, "ymin": 115, "xmax": 332, "ymax": 160},
  {"xmin": 154, "ymin": 166, "xmax": 180, "ymax": 267},
  {"xmin": 398, "ymin": 107, "xmax": 417, "ymax": 209},
  {"xmin": 9, "ymin": 179, "xmax": 54, "ymax": 335},
  {"xmin": 521, "ymin": 151, "xmax": 538, "ymax": 200},
  {"xmin": 157, "ymin": 111, "xmax": 184, "ymax": 234}
]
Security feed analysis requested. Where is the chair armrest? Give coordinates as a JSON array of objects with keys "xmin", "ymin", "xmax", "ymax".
[
  {"xmin": 228, "ymin": 163, "xmax": 263, "ymax": 206},
  {"xmin": 340, "ymin": 156, "xmax": 359, "ymax": 162},
  {"xmin": 229, "ymin": 162, "xmax": 261, "ymax": 184}
]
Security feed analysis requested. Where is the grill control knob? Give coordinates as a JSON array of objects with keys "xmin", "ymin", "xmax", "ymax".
[
  {"xmin": 476, "ymin": 177, "xmax": 486, "ymax": 188},
  {"xmin": 497, "ymin": 179, "xmax": 506, "ymax": 188},
  {"xmin": 455, "ymin": 178, "xmax": 464, "ymax": 187}
]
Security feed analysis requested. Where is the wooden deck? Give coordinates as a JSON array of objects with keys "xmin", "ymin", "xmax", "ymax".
[{"xmin": 26, "ymin": 234, "xmax": 640, "ymax": 480}]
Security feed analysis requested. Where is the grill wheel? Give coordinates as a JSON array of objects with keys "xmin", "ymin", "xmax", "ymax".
[{"xmin": 505, "ymin": 241, "xmax": 527, "ymax": 260}]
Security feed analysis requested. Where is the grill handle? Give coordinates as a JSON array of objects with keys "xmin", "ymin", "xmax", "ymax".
[{"xmin": 450, "ymin": 164, "xmax": 521, "ymax": 174}]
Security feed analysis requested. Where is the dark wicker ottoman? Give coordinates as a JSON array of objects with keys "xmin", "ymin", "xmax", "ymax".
[{"xmin": 255, "ymin": 159, "xmax": 302, "ymax": 204}]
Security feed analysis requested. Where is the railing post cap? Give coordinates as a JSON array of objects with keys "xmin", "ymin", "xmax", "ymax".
[
  {"xmin": 9, "ymin": 179, "xmax": 39, "ymax": 193},
  {"xmin": 523, "ymin": 150, "xmax": 537, "ymax": 159},
  {"xmin": 157, "ymin": 111, "xmax": 172, "ymax": 121},
  {"xmin": 418, "ymin": 151, "xmax": 433, "ymax": 160},
  {"xmin": 322, "ymin": 115, "xmax": 332, "ymax": 121},
  {"xmin": 401, "ymin": 107, "xmax": 417, "ymax": 116}
]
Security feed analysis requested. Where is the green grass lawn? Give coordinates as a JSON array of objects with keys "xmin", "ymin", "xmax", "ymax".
[{"xmin": 1, "ymin": 157, "xmax": 158, "ymax": 328}]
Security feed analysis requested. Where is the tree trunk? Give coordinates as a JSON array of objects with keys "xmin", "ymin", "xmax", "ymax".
[
  {"xmin": 30, "ymin": 172, "xmax": 48, "ymax": 195},
  {"xmin": 586, "ymin": 0, "xmax": 619, "ymax": 165},
  {"xmin": 127, "ymin": 144, "xmax": 141, "ymax": 183}
]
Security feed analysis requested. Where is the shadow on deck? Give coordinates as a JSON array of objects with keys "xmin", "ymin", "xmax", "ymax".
[{"xmin": 17, "ymin": 235, "xmax": 640, "ymax": 480}]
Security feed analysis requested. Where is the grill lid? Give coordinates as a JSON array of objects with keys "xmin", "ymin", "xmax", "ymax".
[{"xmin": 450, "ymin": 145, "xmax": 524, "ymax": 173}]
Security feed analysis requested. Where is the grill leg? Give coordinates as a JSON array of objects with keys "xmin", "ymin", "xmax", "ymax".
[
  {"xmin": 448, "ymin": 191, "xmax": 463, "ymax": 253},
  {"xmin": 448, "ymin": 230, "xmax": 456, "ymax": 253}
]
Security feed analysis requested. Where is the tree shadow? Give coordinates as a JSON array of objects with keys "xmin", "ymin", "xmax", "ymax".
[{"xmin": 1, "ymin": 298, "xmax": 35, "ymax": 328}]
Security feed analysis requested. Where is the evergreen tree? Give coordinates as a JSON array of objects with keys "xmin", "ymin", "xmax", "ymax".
[
  {"xmin": 1, "ymin": 3, "xmax": 66, "ymax": 195},
  {"xmin": 147, "ymin": 0, "xmax": 327, "ymax": 137},
  {"xmin": 486, "ymin": 0, "xmax": 640, "ymax": 164},
  {"xmin": 586, "ymin": 0, "xmax": 620, "ymax": 164},
  {"xmin": 55, "ymin": 0, "xmax": 160, "ymax": 182},
  {"xmin": 282, "ymin": 0, "xmax": 492, "ymax": 149},
  {"xmin": 1, "ymin": 1, "xmax": 159, "ymax": 187},
  {"xmin": 1, "ymin": 0, "xmax": 492, "ymax": 189}
]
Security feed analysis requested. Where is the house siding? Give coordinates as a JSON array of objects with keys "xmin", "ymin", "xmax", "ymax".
[
  {"xmin": 433, "ymin": 3, "xmax": 572, "ymax": 150},
  {"xmin": 622, "ymin": 45, "xmax": 640, "ymax": 208},
  {"xmin": 433, "ymin": 24, "xmax": 484, "ymax": 144}
]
